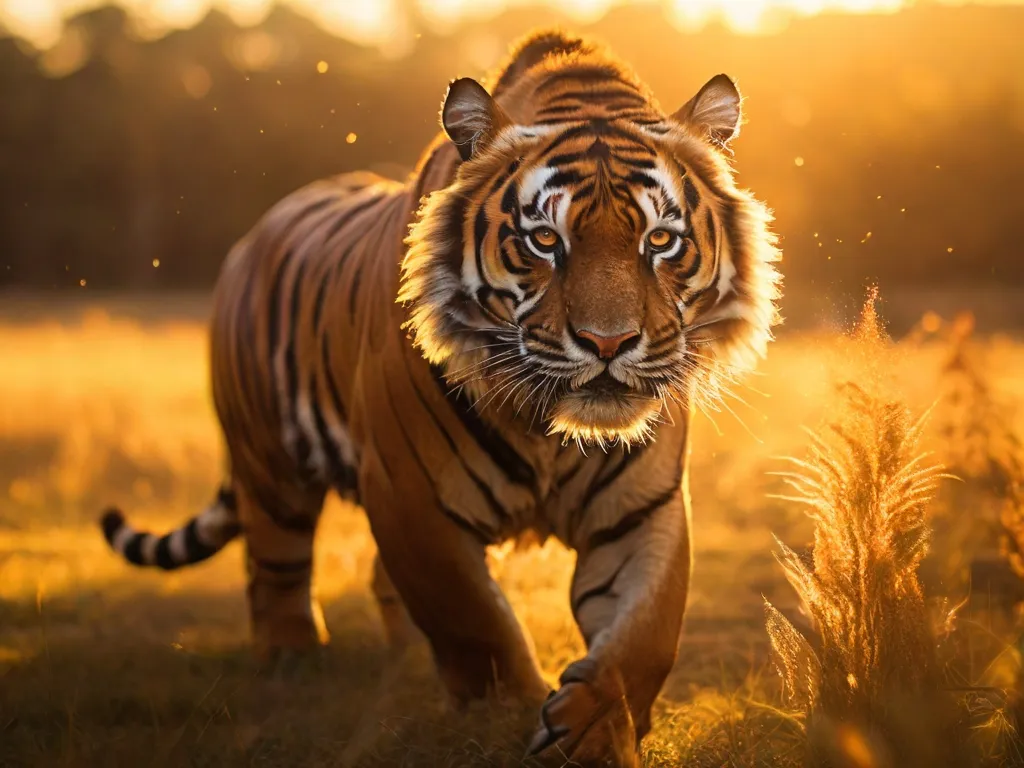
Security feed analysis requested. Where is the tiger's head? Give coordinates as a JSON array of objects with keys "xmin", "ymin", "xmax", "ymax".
[{"xmin": 401, "ymin": 33, "xmax": 781, "ymax": 448}]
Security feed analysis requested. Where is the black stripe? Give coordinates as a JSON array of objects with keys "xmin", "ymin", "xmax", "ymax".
[
  {"xmin": 663, "ymin": 198, "xmax": 684, "ymax": 222},
  {"xmin": 488, "ymin": 169, "xmax": 511, "ymax": 196},
  {"xmin": 645, "ymin": 334, "xmax": 680, "ymax": 358},
  {"xmin": 536, "ymin": 68, "xmax": 631, "ymax": 96},
  {"xmin": 285, "ymin": 260, "xmax": 312, "ymax": 470},
  {"xmin": 251, "ymin": 483, "xmax": 317, "ymax": 533},
  {"xmin": 627, "ymin": 171, "xmax": 658, "ymax": 189},
  {"xmin": 229, "ymin": 247, "xmax": 260, "ymax": 437},
  {"xmin": 348, "ymin": 263, "xmax": 364, "ymax": 318},
  {"xmin": 572, "ymin": 181, "xmax": 596, "ymax": 203},
  {"xmin": 254, "ymin": 572, "xmax": 310, "ymax": 591},
  {"xmin": 681, "ymin": 244, "xmax": 703, "ymax": 280},
  {"xmin": 546, "ymin": 170, "xmax": 584, "ymax": 188},
  {"xmin": 525, "ymin": 329, "xmax": 568, "ymax": 350},
  {"xmin": 572, "ymin": 557, "xmax": 630, "ymax": 616},
  {"xmin": 586, "ymin": 485, "xmax": 680, "ymax": 551},
  {"xmin": 615, "ymin": 154, "xmax": 657, "ymax": 169},
  {"xmin": 184, "ymin": 518, "xmax": 219, "ymax": 562},
  {"xmin": 275, "ymin": 197, "xmax": 336, "ymax": 255},
  {"xmin": 522, "ymin": 194, "xmax": 540, "ymax": 219},
  {"xmin": 348, "ymin": 196, "xmax": 401, "ymax": 319},
  {"xmin": 545, "ymin": 151, "xmax": 588, "ymax": 167},
  {"xmin": 536, "ymin": 115, "xmax": 589, "ymax": 125},
  {"xmin": 683, "ymin": 177, "xmax": 700, "ymax": 213},
  {"xmin": 319, "ymin": 337, "xmax": 358, "ymax": 502},
  {"xmin": 718, "ymin": 201, "xmax": 743, "ymax": 264},
  {"xmin": 536, "ymin": 124, "xmax": 600, "ymax": 161},
  {"xmin": 285, "ymin": 260, "xmax": 307, "ymax": 410},
  {"xmin": 705, "ymin": 208, "xmax": 716, "ymax": 253},
  {"xmin": 321, "ymin": 334, "xmax": 348, "ymax": 422},
  {"xmin": 155, "ymin": 537, "xmax": 176, "ymax": 570},
  {"xmin": 579, "ymin": 447, "xmax": 646, "ymax": 512},
  {"xmin": 473, "ymin": 207, "xmax": 490, "ymax": 289},
  {"xmin": 602, "ymin": 100, "xmax": 649, "ymax": 111},
  {"xmin": 123, "ymin": 534, "xmax": 145, "ymax": 566},
  {"xmin": 408, "ymin": 372, "xmax": 513, "ymax": 526},
  {"xmin": 431, "ymin": 365, "xmax": 537, "ymax": 489},
  {"xmin": 323, "ymin": 193, "xmax": 385, "ymax": 242},
  {"xmin": 500, "ymin": 181, "xmax": 519, "ymax": 216},
  {"xmin": 516, "ymin": 298, "xmax": 544, "ymax": 325},
  {"xmin": 498, "ymin": 228, "xmax": 531, "ymax": 276},
  {"xmin": 266, "ymin": 252, "xmax": 291, "ymax": 384},
  {"xmin": 544, "ymin": 89, "xmax": 646, "ymax": 110},
  {"xmin": 217, "ymin": 487, "xmax": 237, "ymax": 511},
  {"xmin": 659, "ymin": 239, "xmax": 690, "ymax": 264},
  {"xmin": 385, "ymin": 369, "xmax": 498, "ymax": 543},
  {"xmin": 473, "ymin": 287, "xmax": 512, "ymax": 327},
  {"xmin": 264, "ymin": 195, "xmax": 342, "ymax": 374},
  {"xmin": 557, "ymin": 454, "xmax": 586, "ymax": 486},
  {"xmin": 253, "ymin": 556, "xmax": 313, "ymax": 574},
  {"xmin": 440, "ymin": 508, "xmax": 495, "ymax": 546},
  {"xmin": 536, "ymin": 104, "xmax": 589, "ymax": 119},
  {"xmin": 482, "ymin": 285, "xmax": 518, "ymax": 306},
  {"xmin": 524, "ymin": 346, "xmax": 568, "ymax": 365},
  {"xmin": 497, "ymin": 222, "xmax": 519, "ymax": 244},
  {"xmin": 310, "ymin": 372, "xmax": 358, "ymax": 494},
  {"xmin": 312, "ymin": 267, "xmax": 331, "ymax": 331}
]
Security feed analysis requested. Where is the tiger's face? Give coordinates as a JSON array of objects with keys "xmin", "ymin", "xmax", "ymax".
[{"xmin": 402, "ymin": 66, "xmax": 780, "ymax": 448}]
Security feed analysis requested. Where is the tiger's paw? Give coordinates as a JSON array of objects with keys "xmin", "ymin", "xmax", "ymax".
[
  {"xmin": 255, "ymin": 642, "xmax": 329, "ymax": 684},
  {"xmin": 252, "ymin": 613, "xmax": 328, "ymax": 669},
  {"xmin": 525, "ymin": 658, "xmax": 639, "ymax": 768}
]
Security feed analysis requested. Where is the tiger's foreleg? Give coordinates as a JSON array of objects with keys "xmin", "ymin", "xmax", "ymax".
[
  {"xmin": 371, "ymin": 552, "xmax": 422, "ymax": 651},
  {"xmin": 235, "ymin": 481, "xmax": 330, "ymax": 662},
  {"xmin": 360, "ymin": 450, "xmax": 549, "ymax": 705},
  {"xmin": 528, "ymin": 490, "xmax": 691, "ymax": 767}
]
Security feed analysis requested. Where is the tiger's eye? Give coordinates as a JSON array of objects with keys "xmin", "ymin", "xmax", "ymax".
[
  {"xmin": 530, "ymin": 227, "xmax": 560, "ymax": 251},
  {"xmin": 647, "ymin": 229, "xmax": 674, "ymax": 249}
]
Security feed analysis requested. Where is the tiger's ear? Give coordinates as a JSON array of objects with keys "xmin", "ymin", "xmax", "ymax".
[
  {"xmin": 672, "ymin": 74, "xmax": 742, "ymax": 147},
  {"xmin": 441, "ymin": 78, "xmax": 512, "ymax": 162}
]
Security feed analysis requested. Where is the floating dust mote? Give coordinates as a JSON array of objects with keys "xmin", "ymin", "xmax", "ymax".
[{"xmin": 764, "ymin": 293, "xmax": 968, "ymax": 768}]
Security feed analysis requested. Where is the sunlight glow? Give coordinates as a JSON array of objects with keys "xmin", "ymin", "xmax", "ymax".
[{"xmin": 0, "ymin": 0, "xmax": 1019, "ymax": 50}]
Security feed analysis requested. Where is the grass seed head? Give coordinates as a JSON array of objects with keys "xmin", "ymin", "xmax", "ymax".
[{"xmin": 766, "ymin": 292, "xmax": 965, "ymax": 767}]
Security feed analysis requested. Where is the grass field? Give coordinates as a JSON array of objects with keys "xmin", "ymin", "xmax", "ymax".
[{"xmin": 2, "ymin": 302, "xmax": 1024, "ymax": 766}]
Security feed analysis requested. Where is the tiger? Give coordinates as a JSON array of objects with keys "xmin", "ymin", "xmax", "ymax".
[{"xmin": 100, "ymin": 30, "xmax": 780, "ymax": 767}]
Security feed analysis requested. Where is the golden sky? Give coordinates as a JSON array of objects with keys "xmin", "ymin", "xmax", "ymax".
[{"xmin": 0, "ymin": 0, "xmax": 1018, "ymax": 50}]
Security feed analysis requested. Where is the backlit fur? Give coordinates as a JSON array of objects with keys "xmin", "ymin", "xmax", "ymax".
[{"xmin": 401, "ymin": 34, "xmax": 781, "ymax": 447}]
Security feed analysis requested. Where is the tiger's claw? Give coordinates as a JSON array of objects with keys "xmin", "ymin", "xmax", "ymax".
[{"xmin": 525, "ymin": 658, "xmax": 639, "ymax": 768}]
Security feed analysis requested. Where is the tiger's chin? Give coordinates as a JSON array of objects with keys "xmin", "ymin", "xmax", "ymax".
[{"xmin": 547, "ymin": 391, "xmax": 663, "ymax": 449}]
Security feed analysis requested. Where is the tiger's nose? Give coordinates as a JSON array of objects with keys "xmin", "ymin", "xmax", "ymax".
[{"xmin": 573, "ymin": 328, "xmax": 641, "ymax": 359}]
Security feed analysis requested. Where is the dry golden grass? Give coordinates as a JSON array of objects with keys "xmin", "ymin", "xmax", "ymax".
[
  {"xmin": 766, "ymin": 299, "xmax": 966, "ymax": 767},
  {"xmin": 2, "ymin": 301, "xmax": 1024, "ymax": 766}
]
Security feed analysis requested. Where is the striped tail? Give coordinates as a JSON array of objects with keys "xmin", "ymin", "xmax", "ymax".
[{"xmin": 100, "ymin": 487, "xmax": 241, "ymax": 570}]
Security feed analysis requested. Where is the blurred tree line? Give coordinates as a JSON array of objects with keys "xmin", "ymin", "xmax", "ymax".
[{"xmin": 0, "ymin": 1, "xmax": 1022, "ymax": 297}]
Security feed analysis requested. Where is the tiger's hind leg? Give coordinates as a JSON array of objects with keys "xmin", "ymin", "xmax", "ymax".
[{"xmin": 234, "ymin": 480, "xmax": 329, "ymax": 661}]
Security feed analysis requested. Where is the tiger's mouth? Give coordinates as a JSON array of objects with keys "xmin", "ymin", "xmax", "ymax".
[
  {"xmin": 576, "ymin": 371, "xmax": 634, "ymax": 398},
  {"xmin": 547, "ymin": 372, "xmax": 663, "ymax": 447}
]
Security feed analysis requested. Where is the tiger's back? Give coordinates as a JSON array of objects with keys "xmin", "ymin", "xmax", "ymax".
[{"xmin": 209, "ymin": 172, "xmax": 410, "ymax": 511}]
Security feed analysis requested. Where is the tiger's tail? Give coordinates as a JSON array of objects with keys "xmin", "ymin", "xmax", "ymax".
[{"xmin": 100, "ymin": 486, "xmax": 241, "ymax": 570}]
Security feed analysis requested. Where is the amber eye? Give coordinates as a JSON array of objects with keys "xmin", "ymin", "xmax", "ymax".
[
  {"xmin": 529, "ymin": 227, "xmax": 561, "ymax": 253},
  {"xmin": 646, "ymin": 229, "xmax": 675, "ymax": 250}
]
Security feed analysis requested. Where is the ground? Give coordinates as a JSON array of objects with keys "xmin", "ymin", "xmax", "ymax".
[{"xmin": 2, "ymin": 300, "xmax": 1023, "ymax": 767}]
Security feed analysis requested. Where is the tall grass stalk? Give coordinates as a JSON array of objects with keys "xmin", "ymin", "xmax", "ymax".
[{"xmin": 765, "ymin": 298, "xmax": 965, "ymax": 767}]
